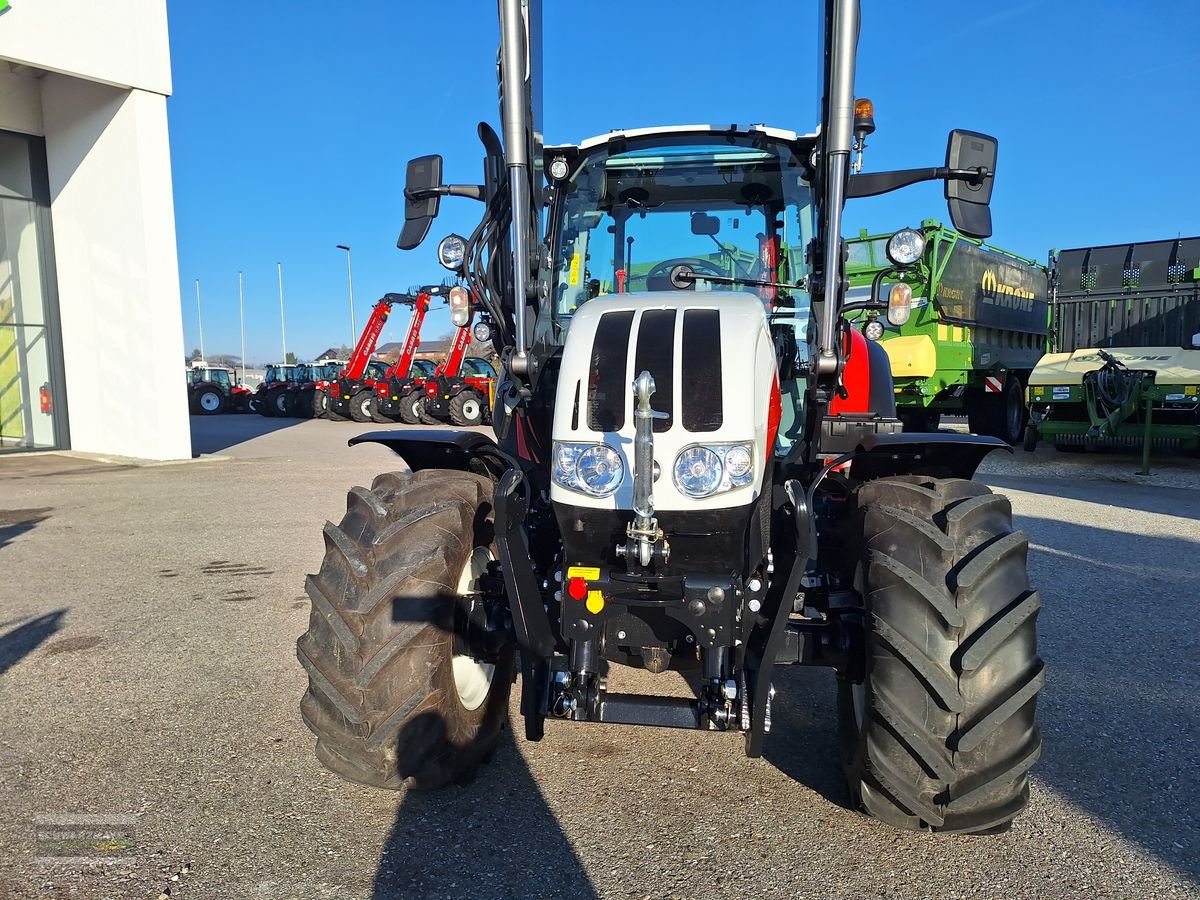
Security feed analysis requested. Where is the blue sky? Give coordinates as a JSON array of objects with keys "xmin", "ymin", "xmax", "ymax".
[{"xmin": 168, "ymin": 1, "xmax": 1200, "ymax": 363}]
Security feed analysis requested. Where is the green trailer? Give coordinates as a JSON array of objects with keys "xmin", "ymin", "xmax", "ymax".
[{"xmin": 845, "ymin": 219, "xmax": 1049, "ymax": 443}]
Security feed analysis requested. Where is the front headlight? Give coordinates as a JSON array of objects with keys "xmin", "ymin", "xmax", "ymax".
[
  {"xmin": 673, "ymin": 443, "xmax": 755, "ymax": 498},
  {"xmin": 886, "ymin": 228, "xmax": 926, "ymax": 267},
  {"xmin": 554, "ymin": 442, "xmax": 624, "ymax": 497}
]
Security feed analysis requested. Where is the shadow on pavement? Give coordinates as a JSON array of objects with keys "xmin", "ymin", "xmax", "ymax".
[
  {"xmin": 0, "ymin": 507, "xmax": 52, "ymax": 551},
  {"xmin": 189, "ymin": 413, "xmax": 306, "ymax": 455},
  {"xmin": 0, "ymin": 609, "xmax": 66, "ymax": 677},
  {"xmin": 986, "ymin": 473, "xmax": 1200, "ymax": 519},
  {"xmin": 767, "ymin": 511, "xmax": 1199, "ymax": 884},
  {"xmin": 371, "ymin": 725, "xmax": 596, "ymax": 900},
  {"xmin": 761, "ymin": 666, "xmax": 850, "ymax": 811}
]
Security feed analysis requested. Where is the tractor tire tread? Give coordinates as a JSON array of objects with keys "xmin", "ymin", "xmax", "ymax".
[
  {"xmin": 839, "ymin": 474, "xmax": 1042, "ymax": 834},
  {"xmin": 297, "ymin": 470, "xmax": 513, "ymax": 791}
]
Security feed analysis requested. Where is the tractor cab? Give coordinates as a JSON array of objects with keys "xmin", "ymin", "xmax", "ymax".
[{"xmin": 546, "ymin": 130, "xmax": 815, "ymax": 323}]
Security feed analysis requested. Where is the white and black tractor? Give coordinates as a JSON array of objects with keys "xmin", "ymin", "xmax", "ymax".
[{"xmin": 297, "ymin": 0, "xmax": 1043, "ymax": 833}]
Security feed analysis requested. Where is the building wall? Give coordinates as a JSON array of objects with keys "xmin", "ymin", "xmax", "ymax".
[
  {"xmin": 0, "ymin": 0, "xmax": 190, "ymax": 459},
  {"xmin": 41, "ymin": 76, "xmax": 190, "ymax": 460},
  {"xmin": 0, "ymin": 0, "xmax": 171, "ymax": 95}
]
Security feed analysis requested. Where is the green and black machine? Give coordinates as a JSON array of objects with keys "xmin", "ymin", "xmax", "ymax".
[
  {"xmin": 845, "ymin": 219, "xmax": 1049, "ymax": 443},
  {"xmin": 1026, "ymin": 235, "xmax": 1200, "ymax": 470}
]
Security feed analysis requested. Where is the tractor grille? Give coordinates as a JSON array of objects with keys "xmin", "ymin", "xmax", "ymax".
[
  {"xmin": 633, "ymin": 309, "xmax": 676, "ymax": 432},
  {"xmin": 681, "ymin": 309, "xmax": 723, "ymax": 432},
  {"xmin": 587, "ymin": 311, "xmax": 634, "ymax": 431},
  {"xmin": 588, "ymin": 307, "xmax": 726, "ymax": 434}
]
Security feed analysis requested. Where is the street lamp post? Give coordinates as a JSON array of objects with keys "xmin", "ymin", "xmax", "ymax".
[
  {"xmin": 336, "ymin": 244, "xmax": 355, "ymax": 347},
  {"xmin": 194, "ymin": 278, "xmax": 205, "ymax": 362},
  {"xmin": 277, "ymin": 262, "xmax": 288, "ymax": 362},
  {"xmin": 237, "ymin": 271, "xmax": 246, "ymax": 383}
]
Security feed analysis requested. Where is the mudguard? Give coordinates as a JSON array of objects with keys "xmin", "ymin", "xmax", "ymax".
[
  {"xmin": 848, "ymin": 431, "xmax": 1010, "ymax": 481},
  {"xmin": 348, "ymin": 429, "xmax": 520, "ymax": 480}
]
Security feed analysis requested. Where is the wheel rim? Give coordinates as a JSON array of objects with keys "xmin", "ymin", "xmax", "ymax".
[
  {"xmin": 274, "ymin": 393, "xmax": 288, "ymax": 413},
  {"xmin": 200, "ymin": 392, "xmax": 220, "ymax": 411},
  {"xmin": 462, "ymin": 399, "xmax": 480, "ymax": 421},
  {"xmin": 452, "ymin": 547, "xmax": 497, "ymax": 711},
  {"xmin": 359, "ymin": 396, "xmax": 371, "ymax": 418}
]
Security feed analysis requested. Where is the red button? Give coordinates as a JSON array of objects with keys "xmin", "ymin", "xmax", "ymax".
[{"xmin": 567, "ymin": 577, "xmax": 588, "ymax": 601}]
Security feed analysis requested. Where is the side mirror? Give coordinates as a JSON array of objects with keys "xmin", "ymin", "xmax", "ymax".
[
  {"xmin": 945, "ymin": 130, "xmax": 997, "ymax": 240},
  {"xmin": 690, "ymin": 212, "xmax": 720, "ymax": 236},
  {"xmin": 397, "ymin": 155, "xmax": 443, "ymax": 251}
]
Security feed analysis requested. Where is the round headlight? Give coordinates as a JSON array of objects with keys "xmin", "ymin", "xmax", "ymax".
[
  {"xmin": 674, "ymin": 446, "xmax": 722, "ymax": 498},
  {"xmin": 548, "ymin": 156, "xmax": 570, "ymax": 181},
  {"xmin": 885, "ymin": 228, "xmax": 926, "ymax": 267},
  {"xmin": 472, "ymin": 320, "xmax": 493, "ymax": 343},
  {"xmin": 863, "ymin": 318, "xmax": 885, "ymax": 341},
  {"xmin": 576, "ymin": 445, "xmax": 624, "ymax": 496},
  {"xmin": 724, "ymin": 445, "xmax": 752, "ymax": 479},
  {"xmin": 437, "ymin": 233, "xmax": 467, "ymax": 271}
]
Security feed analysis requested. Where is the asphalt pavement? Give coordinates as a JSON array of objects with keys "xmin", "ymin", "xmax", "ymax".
[{"xmin": 0, "ymin": 415, "xmax": 1196, "ymax": 899}]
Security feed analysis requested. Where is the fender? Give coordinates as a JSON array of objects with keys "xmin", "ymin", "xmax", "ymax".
[
  {"xmin": 348, "ymin": 429, "xmax": 520, "ymax": 480},
  {"xmin": 848, "ymin": 432, "xmax": 1010, "ymax": 481}
]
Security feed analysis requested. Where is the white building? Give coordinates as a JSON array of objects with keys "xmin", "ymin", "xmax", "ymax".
[{"xmin": 0, "ymin": 0, "xmax": 190, "ymax": 459}]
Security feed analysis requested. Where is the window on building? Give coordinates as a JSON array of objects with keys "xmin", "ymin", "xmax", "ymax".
[{"xmin": 0, "ymin": 130, "xmax": 64, "ymax": 452}]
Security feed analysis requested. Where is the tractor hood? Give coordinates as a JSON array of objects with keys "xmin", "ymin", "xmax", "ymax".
[{"xmin": 550, "ymin": 291, "xmax": 777, "ymax": 513}]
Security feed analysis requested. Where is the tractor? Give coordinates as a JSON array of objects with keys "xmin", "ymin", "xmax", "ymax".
[
  {"xmin": 298, "ymin": 0, "xmax": 1043, "ymax": 835},
  {"xmin": 324, "ymin": 293, "xmax": 408, "ymax": 423},
  {"xmin": 186, "ymin": 365, "xmax": 246, "ymax": 415},
  {"xmin": 252, "ymin": 363, "xmax": 300, "ymax": 416},
  {"xmin": 369, "ymin": 285, "xmax": 448, "ymax": 424},
  {"xmin": 413, "ymin": 307, "xmax": 498, "ymax": 427}
]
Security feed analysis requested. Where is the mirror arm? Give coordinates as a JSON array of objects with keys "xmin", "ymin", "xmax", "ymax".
[
  {"xmin": 847, "ymin": 165, "xmax": 989, "ymax": 199},
  {"xmin": 406, "ymin": 184, "xmax": 487, "ymax": 203}
]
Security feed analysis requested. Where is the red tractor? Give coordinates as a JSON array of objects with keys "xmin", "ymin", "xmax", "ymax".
[
  {"xmin": 252, "ymin": 363, "xmax": 300, "ymax": 416},
  {"xmin": 370, "ymin": 285, "xmax": 447, "ymax": 424},
  {"xmin": 186, "ymin": 365, "xmax": 250, "ymax": 415},
  {"xmin": 417, "ymin": 330, "xmax": 497, "ymax": 427},
  {"xmin": 319, "ymin": 293, "xmax": 407, "ymax": 423}
]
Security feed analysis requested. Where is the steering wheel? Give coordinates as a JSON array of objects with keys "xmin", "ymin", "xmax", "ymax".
[{"xmin": 645, "ymin": 257, "xmax": 727, "ymax": 290}]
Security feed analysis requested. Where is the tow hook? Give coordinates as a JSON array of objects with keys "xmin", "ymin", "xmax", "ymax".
[{"xmin": 617, "ymin": 370, "xmax": 670, "ymax": 568}]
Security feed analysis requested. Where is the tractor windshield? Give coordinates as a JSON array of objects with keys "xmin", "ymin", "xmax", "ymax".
[{"xmin": 548, "ymin": 134, "xmax": 816, "ymax": 327}]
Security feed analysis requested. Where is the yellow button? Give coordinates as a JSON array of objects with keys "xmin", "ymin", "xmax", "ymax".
[{"xmin": 585, "ymin": 591, "xmax": 604, "ymax": 615}]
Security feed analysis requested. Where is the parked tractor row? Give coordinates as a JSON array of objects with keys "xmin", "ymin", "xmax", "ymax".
[{"xmin": 230, "ymin": 285, "xmax": 499, "ymax": 427}]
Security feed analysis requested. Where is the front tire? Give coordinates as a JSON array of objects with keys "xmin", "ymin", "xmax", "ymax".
[
  {"xmin": 312, "ymin": 388, "xmax": 331, "ymax": 420},
  {"xmin": 838, "ymin": 475, "xmax": 1043, "ymax": 834},
  {"xmin": 398, "ymin": 393, "xmax": 422, "ymax": 425},
  {"xmin": 349, "ymin": 389, "xmax": 374, "ymax": 424},
  {"xmin": 194, "ymin": 387, "xmax": 225, "ymax": 415},
  {"xmin": 297, "ymin": 470, "xmax": 515, "ymax": 790},
  {"xmin": 450, "ymin": 392, "xmax": 484, "ymax": 427}
]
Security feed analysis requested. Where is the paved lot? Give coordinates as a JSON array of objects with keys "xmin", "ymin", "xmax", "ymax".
[{"xmin": 0, "ymin": 416, "xmax": 1197, "ymax": 899}]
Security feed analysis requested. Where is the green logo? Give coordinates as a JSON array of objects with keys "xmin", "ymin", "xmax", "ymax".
[{"xmin": 0, "ymin": 2, "xmax": 10, "ymax": 14}]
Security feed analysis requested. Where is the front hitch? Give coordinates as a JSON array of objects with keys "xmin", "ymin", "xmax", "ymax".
[{"xmin": 617, "ymin": 371, "xmax": 670, "ymax": 569}]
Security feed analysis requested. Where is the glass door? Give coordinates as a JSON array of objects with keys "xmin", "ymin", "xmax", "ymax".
[{"xmin": 0, "ymin": 131, "xmax": 63, "ymax": 451}]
